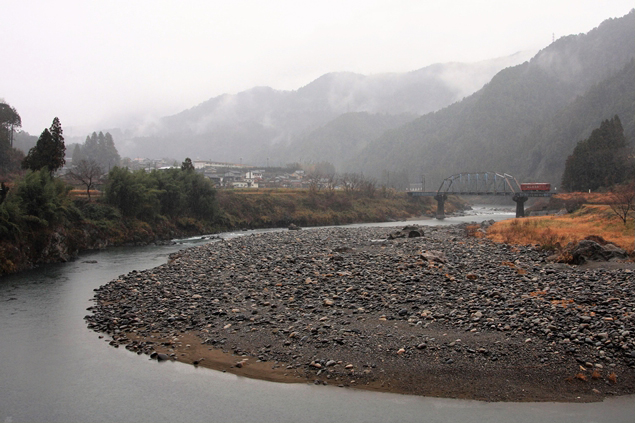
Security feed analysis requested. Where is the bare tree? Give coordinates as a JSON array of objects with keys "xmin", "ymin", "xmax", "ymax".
[
  {"xmin": 608, "ymin": 182, "xmax": 635, "ymax": 225},
  {"xmin": 341, "ymin": 173, "xmax": 363, "ymax": 195},
  {"xmin": 68, "ymin": 159, "xmax": 103, "ymax": 201},
  {"xmin": 324, "ymin": 173, "xmax": 338, "ymax": 193},
  {"xmin": 306, "ymin": 171, "xmax": 323, "ymax": 194}
]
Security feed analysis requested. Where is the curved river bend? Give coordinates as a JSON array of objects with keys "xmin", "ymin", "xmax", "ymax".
[{"xmin": 1, "ymin": 210, "xmax": 634, "ymax": 422}]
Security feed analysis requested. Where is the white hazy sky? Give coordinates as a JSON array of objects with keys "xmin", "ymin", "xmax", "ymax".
[{"xmin": 2, "ymin": 0, "xmax": 633, "ymax": 135}]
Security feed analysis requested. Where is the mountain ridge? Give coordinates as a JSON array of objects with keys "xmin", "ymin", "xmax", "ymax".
[
  {"xmin": 348, "ymin": 10, "xmax": 635, "ymax": 187},
  {"xmin": 121, "ymin": 51, "xmax": 535, "ymax": 160}
]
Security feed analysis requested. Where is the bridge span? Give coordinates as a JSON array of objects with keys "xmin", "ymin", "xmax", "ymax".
[{"xmin": 407, "ymin": 172, "xmax": 554, "ymax": 219}]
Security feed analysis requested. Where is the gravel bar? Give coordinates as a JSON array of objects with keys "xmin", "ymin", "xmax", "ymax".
[{"xmin": 85, "ymin": 224, "xmax": 635, "ymax": 402}]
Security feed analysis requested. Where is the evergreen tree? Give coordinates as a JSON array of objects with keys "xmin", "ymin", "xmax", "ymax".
[
  {"xmin": 561, "ymin": 115, "xmax": 629, "ymax": 191},
  {"xmin": 74, "ymin": 131, "xmax": 120, "ymax": 171},
  {"xmin": 181, "ymin": 157, "xmax": 195, "ymax": 172},
  {"xmin": 0, "ymin": 103, "xmax": 24, "ymax": 176},
  {"xmin": 71, "ymin": 144, "xmax": 84, "ymax": 164},
  {"xmin": 0, "ymin": 103, "xmax": 22, "ymax": 146},
  {"xmin": 22, "ymin": 118, "xmax": 66, "ymax": 175},
  {"xmin": 102, "ymin": 132, "xmax": 120, "ymax": 170}
]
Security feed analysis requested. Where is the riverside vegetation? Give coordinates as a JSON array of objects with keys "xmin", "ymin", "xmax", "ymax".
[
  {"xmin": 1, "ymin": 108, "xmax": 452, "ymax": 276},
  {"xmin": 487, "ymin": 205, "xmax": 634, "ymax": 255},
  {"xmin": 0, "ymin": 164, "xmax": 452, "ymax": 276}
]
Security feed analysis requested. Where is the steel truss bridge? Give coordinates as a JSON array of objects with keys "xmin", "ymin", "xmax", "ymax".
[{"xmin": 408, "ymin": 172, "xmax": 554, "ymax": 219}]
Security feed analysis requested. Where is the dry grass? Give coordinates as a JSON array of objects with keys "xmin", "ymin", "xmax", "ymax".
[
  {"xmin": 553, "ymin": 192, "xmax": 616, "ymax": 204},
  {"xmin": 486, "ymin": 205, "xmax": 634, "ymax": 253}
]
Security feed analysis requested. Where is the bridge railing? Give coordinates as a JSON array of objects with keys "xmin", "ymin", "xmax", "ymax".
[{"xmin": 437, "ymin": 172, "xmax": 521, "ymax": 195}]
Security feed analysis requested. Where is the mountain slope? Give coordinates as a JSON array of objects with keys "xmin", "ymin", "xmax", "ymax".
[
  {"xmin": 122, "ymin": 52, "xmax": 533, "ymax": 160},
  {"xmin": 352, "ymin": 10, "xmax": 635, "ymax": 187},
  {"xmin": 270, "ymin": 112, "xmax": 416, "ymax": 170}
]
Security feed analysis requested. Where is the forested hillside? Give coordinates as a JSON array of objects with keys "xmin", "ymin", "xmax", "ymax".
[
  {"xmin": 123, "ymin": 53, "xmax": 532, "ymax": 162},
  {"xmin": 351, "ymin": 10, "xmax": 635, "ymax": 188},
  {"xmin": 269, "ymin": 112, "xmax": 415, "ymax": 170}
]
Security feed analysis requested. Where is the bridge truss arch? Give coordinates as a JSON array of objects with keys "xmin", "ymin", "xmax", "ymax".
[{"xmin": 437, "ymin": 172, "xmax": 521, "ymax": 196}]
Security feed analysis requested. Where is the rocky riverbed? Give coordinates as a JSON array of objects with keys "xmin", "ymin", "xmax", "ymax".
[{"xmin": 85, "ymin": 224, "xmax": 635, "ymax": 402}]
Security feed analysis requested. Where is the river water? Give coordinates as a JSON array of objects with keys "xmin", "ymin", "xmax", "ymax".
[{"xmin": 1, "ymin": 209, "xmax": 634, "ymax": 422}]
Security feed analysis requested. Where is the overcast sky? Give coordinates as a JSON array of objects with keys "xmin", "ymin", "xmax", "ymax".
[{"xmin": 2, "ymin": 0, "xmax": 633, "ymax": 136}]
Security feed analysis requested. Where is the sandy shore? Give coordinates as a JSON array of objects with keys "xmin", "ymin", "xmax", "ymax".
[{"xmin": 86, "ymin": 224, "xmax": 635, "ymax": 402}]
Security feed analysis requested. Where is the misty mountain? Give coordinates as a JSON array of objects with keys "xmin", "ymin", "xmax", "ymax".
[
  {"xmin": 268, "ymin": 112, "xmax": 416, "ymax": 170},
  {"xmin": 122, "ymin": 52, "xmax": 533, "ymax": 161},
  {"xmin": 349, "ymin": 10, "xmax": 635, "ymax": 188}
]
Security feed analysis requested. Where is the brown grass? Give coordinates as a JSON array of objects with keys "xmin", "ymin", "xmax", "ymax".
[
  {"xmin": 553, "ymin": 192, "xmax": 617, "ymax": 204},
  {"xmin": 464, "ymin": 224, "xmax": 484, "ymax": 238},
  {"xmin": 486, "ymin": 205, "xmax": 634, "ymax": 253}
]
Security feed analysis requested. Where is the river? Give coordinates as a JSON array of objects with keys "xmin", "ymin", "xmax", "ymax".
[{"xmin": 1, "ymin": 209, "xmax": 633, "ymax": 422}]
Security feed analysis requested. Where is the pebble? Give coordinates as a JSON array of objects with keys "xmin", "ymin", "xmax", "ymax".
[{"xmin": 85, "ymin": 225, "xmax": 635, "ymax": 387}]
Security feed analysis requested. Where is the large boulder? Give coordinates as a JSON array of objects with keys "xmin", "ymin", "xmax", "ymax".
[
  {"xmin": 387, "ymin": 225, "xmax": 424, "ymax": 239},
  {"xmin": 570, "ymin": 240, "xmax": 628, "ymax": 265}
]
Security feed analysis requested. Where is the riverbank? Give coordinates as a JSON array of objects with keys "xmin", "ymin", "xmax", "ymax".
[
  {"xmin": 487, "ymin": 204, "xmax": 634, "ymax": 255},
  {"xmin": 215, "ymin": 189, "xmax": 467, "ymax": 228},
  {"xmin": 0, "ymin": 216, "xmax": 216, "ymax": 276},
  {"xmin": 85, "ymin": 224, "xmax": 635, "ymax": 402},
  {"xmin": 1, "ymin": 189, "xmax": 467, "ymax": 277}
]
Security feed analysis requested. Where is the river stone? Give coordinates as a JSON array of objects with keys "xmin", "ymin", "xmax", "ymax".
[
  {"xmin": 84, "ymin": 224, "xmax": 635, "ymax": 401},
  {"xmin": 387, "ymin": 225, "xmax": 424, "ymax": 239},
  {"xmin": 570, "ymin": 240, "xmax": 628, "ymax": 264}
]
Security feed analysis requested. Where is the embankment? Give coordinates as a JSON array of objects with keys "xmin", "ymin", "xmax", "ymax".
[{"xmin": 0, "ymin": 190, "xmax": 465, "ymax": 276}]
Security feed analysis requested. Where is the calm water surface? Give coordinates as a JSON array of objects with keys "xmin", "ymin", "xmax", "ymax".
[{"xmin": 1, "ymin": 210, "xmax": 634, "ymax": 422}]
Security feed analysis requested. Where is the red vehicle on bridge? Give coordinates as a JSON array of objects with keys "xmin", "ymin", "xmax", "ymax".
[{"xmin": 520, "ymin": 183, "xmax": 551, "ymax": 191}]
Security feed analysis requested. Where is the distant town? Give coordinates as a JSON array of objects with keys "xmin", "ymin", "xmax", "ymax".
[{"xmin": 115, "ymin": 158, "xmax": 308, "ymax": 189}]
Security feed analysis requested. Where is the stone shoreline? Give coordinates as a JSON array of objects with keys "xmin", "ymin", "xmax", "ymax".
[{"xmin": 85, "ymin": 224, "xmax": 635, "ymax": 402}]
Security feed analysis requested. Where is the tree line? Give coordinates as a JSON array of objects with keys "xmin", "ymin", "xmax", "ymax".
[
  {"xmin": 0, "ymin": 104, "xmax": 219, "ymax": 247},
  {"xmin": 72, "ymin": 131, "xmax": 121, "ymax": 172},
  {"xmin": 0, "ymin": 102, "xmax": 25, "ymax": 177},
  {"xmin": 561, "ymin": 115, "xmax": 633, "ymax": 192}
]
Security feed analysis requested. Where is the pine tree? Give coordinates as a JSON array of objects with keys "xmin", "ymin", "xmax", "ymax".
[
  {"xmin": 72, "ymin": 144, "xmax": 84, "ymax": 164},
  {"xmin": 74, "ymin": 131, "xmax": 120, "ymax": 171},
  {"xmin": 22, "ymin": 118, "xmax": 66, "ymax": 175},
  {"xmin": 561, "ymin": 115, "xmax": 629, "ymax": 191},
  {"xmin": 0, "ymin": 103, "xmax": 22, "ymax": 147},
  {"xmin": 0, "ymin": 103, "xmax": 23, "ymax": 175}
]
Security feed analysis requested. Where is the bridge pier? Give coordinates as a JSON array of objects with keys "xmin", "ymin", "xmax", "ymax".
[
  {"xmin": 513, "ymin": 194, "xmax": 528, "ymax": 218},
  {"xmin": 434, "ymin": 193, "xmax": 447, "ymax": 220}
]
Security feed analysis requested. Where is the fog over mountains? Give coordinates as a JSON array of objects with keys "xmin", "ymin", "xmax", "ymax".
[
  {"xmin": 119, "ymin": 51, "xmax": 534, "ymax": 162},
  {"xmin": 114, "ymin": 10, "xmax": 633, "ymax": 190},
  {"xmin": 354, "ymin": 10, "xmax": 634, "ymax": 187}
]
